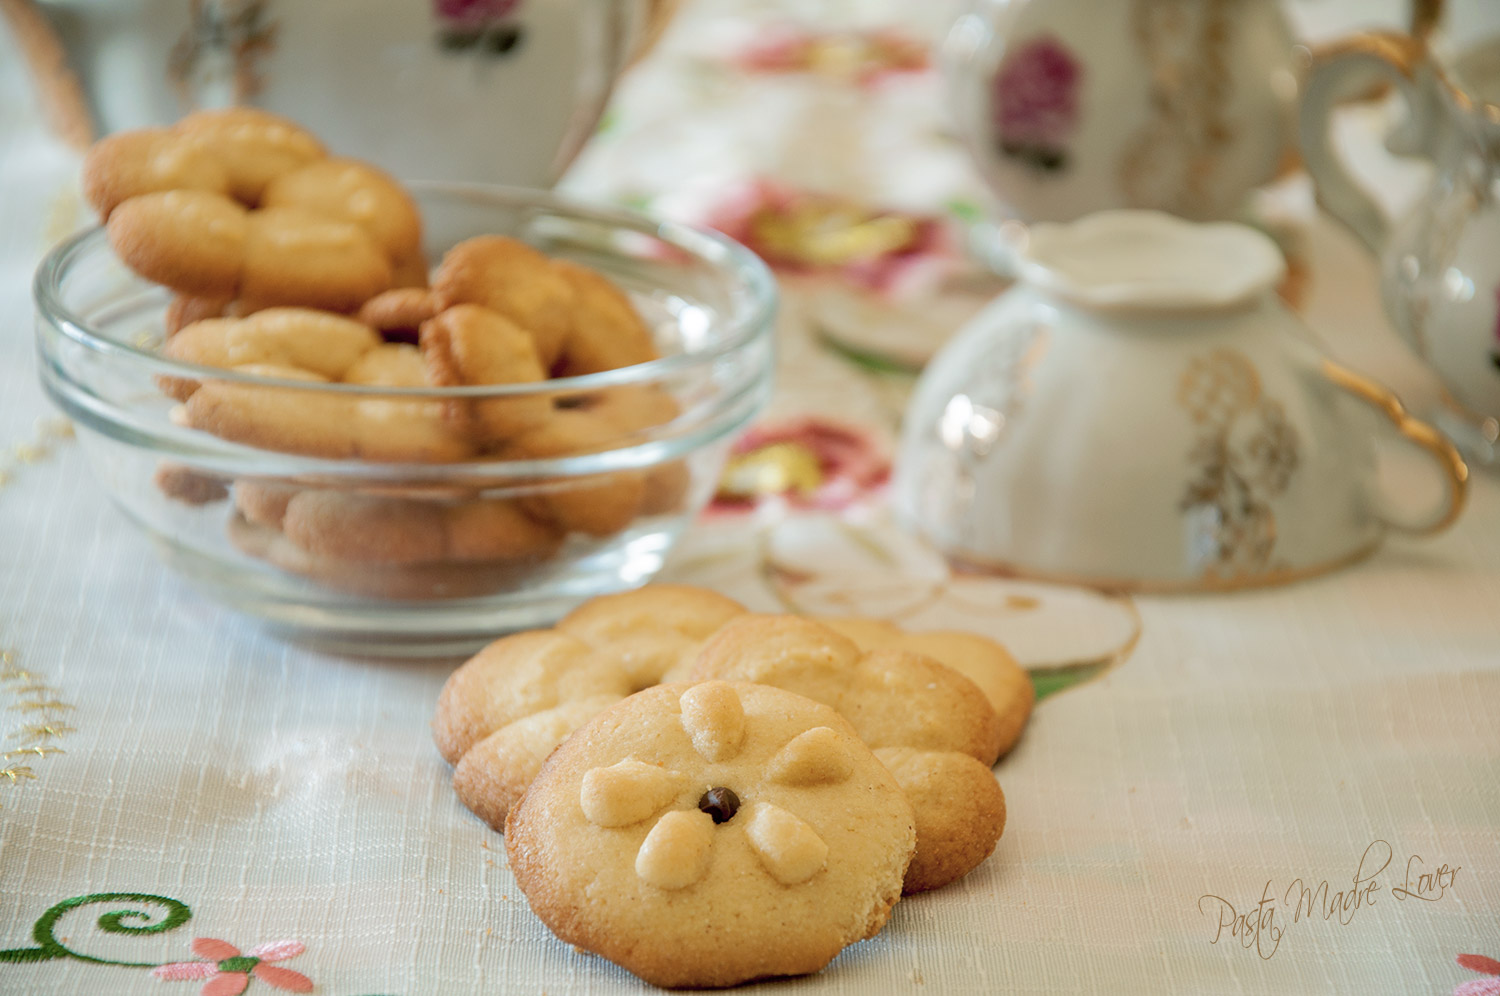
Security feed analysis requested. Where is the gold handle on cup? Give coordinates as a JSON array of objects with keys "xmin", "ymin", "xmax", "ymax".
[
  {"xmin": 1322, "ymin": 360, "xmax": 1469, "ymax": 535},
  {"xmin": 1298, "ymin": 31, "xmax": 1428, "ymax": 253}
]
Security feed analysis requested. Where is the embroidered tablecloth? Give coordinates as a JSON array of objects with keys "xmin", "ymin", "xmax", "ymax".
[{"xmin": 1, "ymin": 3, "xmax": 1497, "ymax": 996}]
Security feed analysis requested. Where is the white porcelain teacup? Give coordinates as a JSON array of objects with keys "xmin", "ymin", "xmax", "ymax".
[
  {"xmin": 27, "ymin": 0, "xmax": 670, "ymax": 185},
  {"xmin": 895, "ymin": 211, "xmax": 1469, "ymax": 592}
]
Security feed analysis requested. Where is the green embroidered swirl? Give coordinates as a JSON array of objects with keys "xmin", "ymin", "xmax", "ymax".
[{"xmin": 0, "ymin": 892, "xmax": 191, "ymax": 967}]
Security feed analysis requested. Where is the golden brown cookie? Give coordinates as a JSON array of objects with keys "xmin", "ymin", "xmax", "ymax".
[
  {"xmin": 240, "ymin": 206, "xmax": 392, "ymax": 310},
  {"xmin": 356, "ymin": 287, "xmax": 440, "ymax": 340},
  {"xmin": 107, "ymin": 189, "xmax": 249, "ymax": 297},
  {"xmin": 173, "ymin": 107, "xmax": 326, "ymax": 204},
  {"xmin": 82, "ymin": 127, "xmax": 230, "ymax": 218},
  {"xmin": 261, "ymin": 157, "xmax": 421, "ymax": 262},
  {"xmin": 873, "ymin": 747, "xmax": 1007, "ymax": 893},
  {"xmin": 390, "ymin": 250, "xmax": 430, "ymax": 290},
  {"xmin": 443, "ymin": 500, "xmax": 563, "ymax": 562},
  {"xmin": 153, "ymin": 462, "xmax": 228, "ymax": 505},
  {"xmin": 233, "ymin": 479, "xmax": 298, "ymax": 530},
  {"xmin": 182, "ymin": 366, "xmax": 469, "ymax": 463},
  {"xmin": 556, "ymin": 584, "xmax": 746, "ymax": 689},
  {"xmin": 431, "ymin": 236, "xmax": 574, "ymax": 369},
  {"xmin": 435, "ymin": 628, "xmax": 635, "ymax": 765},
  {"xmin": 819, "ymin": 618, "xmax": 1034, "ymax": 758},
  {"xmin": 164, "ymin": 294, "xmax": 231, "ymax": 337},
  {"xmin": 434, "ymin": 585, "xmax": 1018, "ymax": 893},
  {"xmin": 164, "ymin": 308, "xmax": 382, "ymax": 389},
  {"xmin": 282, "ymin": 491, "xmax": 448, "ymax": 565},
  {"xmin": 342, "ymin": 342, "xmax": 428, "ymax": 387},
  {"xmin": 691, "ymin": 615, "xmax": 1004, "ymax": 765},
  {"xmin": 551, "ymin": 259, "xmax": 658, "ymax": 376},
  {"xmin": 504, "ymin": 681, "xmax": 915, "ymax": 988},
  {"xmin": 228, "ymin": 513, "xmax": 538, "ymax": 601},
  {"xmin": 504, "ymin": 410, "xmax": 647, "ymax": 537},
  {"xmin": 419, "ymin": 303, "xmax": 552, "ymax": 446}
]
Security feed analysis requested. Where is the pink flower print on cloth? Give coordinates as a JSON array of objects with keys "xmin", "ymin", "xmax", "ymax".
[
  {"xmin": 1455, "ymin": 953, "xmax": 1500, "ymax": 996},
  {"xmin": 991, "ymin": 35, "xmax": 1083, "ymax": 173},
  {"xmin": 713, "ymin": 416, "xmax": 891, "ymax": 513},
  {"xmin": 702, "ymin": 180, "xmax": 957, "ymax": 298},
  {"xmin": 737, "ymin": 28, "xmax": 929, "ymax": 87},
  {"xmin": 153, "ymin": 938, "xmax": 312, "ymax": 996}
]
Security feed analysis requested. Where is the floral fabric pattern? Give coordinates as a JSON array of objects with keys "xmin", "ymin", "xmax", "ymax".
[
  {"xmin": 737, "ymin": 28, "xmax": 928, "ymax": 87},
  {"xmin": 714, "ymin": 417, "xmax": 890, "ymax": 512},
  {"xmin": 154, "ymin": 938, "xmax": 312, "ymax": 995},
  {"xmin": 1456, "ymin": 954, "xmax": 1500, "ymax": 996},
  {"xmin": 703, "ymin": 180, "xmax": 957, "ymax": 297}
]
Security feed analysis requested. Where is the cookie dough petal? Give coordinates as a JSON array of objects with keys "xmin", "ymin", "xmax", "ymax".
[
  {"xmin": 746, "ymin": 802, "xmax": 828, "ymax": 885},
  {"xmin": 636, "ymin": 810, "xmax": 715, "ymax": 890},
  {"xmin": 678, "ymin": 681, "xmax": 745, "ymax": 762},
  {"xmin": 579, "ymin": 759, "xmax": 685, "ymax": 828},
  {"xmin": 767, "ymin": 726, "xmax": 855, "ymax": 786}
]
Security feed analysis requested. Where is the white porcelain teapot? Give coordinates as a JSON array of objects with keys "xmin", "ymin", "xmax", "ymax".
[
  {"xmin": 1302, "ymin": 31, "xmax": 1500, "ymax": 465},
  {"xmin": 16, "ymin": 0, "xmax": 673, "ymax": 185},
  {"xmin": 942, "ymin": 0, "xmax": 1299, "ymax": 223},
  {"xmin": 894, "ymin": 211, "xmax": 1468, "ymax": 591}
]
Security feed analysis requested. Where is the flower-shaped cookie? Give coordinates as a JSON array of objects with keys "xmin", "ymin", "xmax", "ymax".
[
  {"xmin": 504, "ymin": 681, "xmax": 915, "ymax": 988},
  {"xmin": 434, "ymin": 584, "xmax": 1026, "ymax": 892}
]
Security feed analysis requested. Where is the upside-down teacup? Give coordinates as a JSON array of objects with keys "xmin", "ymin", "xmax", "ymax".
[{"xmin": 894, "ymin": 210, "xmax": 1469, "ymax": 592}]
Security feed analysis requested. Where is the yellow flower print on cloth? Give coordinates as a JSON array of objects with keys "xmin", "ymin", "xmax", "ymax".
[{"xmin": 505, "ymin": 682, "xmax": 916, "ymax": 989}]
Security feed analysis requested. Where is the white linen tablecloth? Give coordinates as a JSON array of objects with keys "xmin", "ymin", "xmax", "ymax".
[{"xmin": 1, "ymin": 5, "xmax": 1497, "ymax": 996}]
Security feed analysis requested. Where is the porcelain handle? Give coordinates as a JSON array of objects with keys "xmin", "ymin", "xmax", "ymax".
[
  {"xmin": 1323, "ymin": 360, "xmax": 1469, "ymax": 535},
  {"xmin": 1299, "ymin": 31, "xmax": 1428, "ymax": 253}
]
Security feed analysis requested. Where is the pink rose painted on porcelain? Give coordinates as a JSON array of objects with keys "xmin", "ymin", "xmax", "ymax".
[
  {"xmin": 435, "ymin": 0, "xmax": 525, "ymax": 55},
  {"xmin": 991, "ymin": 35, "xmax": 1082, "ymax": 173},
  {"xmin": 1491, "ymin": 284, "xmax": 1500, "ymax": 372}
]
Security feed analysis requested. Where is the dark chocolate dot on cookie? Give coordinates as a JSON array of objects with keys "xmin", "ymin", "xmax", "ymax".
[{"xmin": 698, "ymin": 786, "xmax": 740, "ymax": 824}]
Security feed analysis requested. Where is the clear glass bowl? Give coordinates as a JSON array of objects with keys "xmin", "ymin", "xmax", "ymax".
[{"xmin": 34, "ymin": 184, "xmax": 776, "ymax": 655}]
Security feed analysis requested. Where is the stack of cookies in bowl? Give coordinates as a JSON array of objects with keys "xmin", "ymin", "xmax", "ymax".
[
  {"xmin": 36, "ymin": 110, "xmax": 775, "ymax": 649},
  {"xmin": 435, "ymin": 584, "xmax": 1036, "ymax": 988}
]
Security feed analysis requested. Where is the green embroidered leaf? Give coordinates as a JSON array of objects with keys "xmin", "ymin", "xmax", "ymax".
[
  {"xmin": 0, "ymin": 946, "xmax": 59, "ymax": 963},
  {"xmin": 1030, "ymin": 660, "xmax": 1110, "ymax": 702},
  {"xmin": 943, "ymin": 198, "xmax": 984, "ymax": 223},
  {"xmin": 816, "ymin": 331, "xmax": 922, "ymax": 377}
]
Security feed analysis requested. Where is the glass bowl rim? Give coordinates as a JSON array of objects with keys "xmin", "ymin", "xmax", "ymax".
[{"xmin": 33, "ymin": 181, "xmax": 778, "ymax": 399}]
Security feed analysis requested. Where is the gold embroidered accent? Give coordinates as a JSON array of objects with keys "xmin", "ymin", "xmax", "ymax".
[
  {"xmin": 10, "ymin": 700, "xmax": 73, "ymax": 713},
  {"xmin": 10, "ymin": 723, "xmax": 76, "ymax": 742},
  {"xmin": 5, "ymin": 745, "xmax": 63, "ymax": 759},
  {"xmin": 0, "ymin": 649, "xmax": 76, "ymax": 806}
]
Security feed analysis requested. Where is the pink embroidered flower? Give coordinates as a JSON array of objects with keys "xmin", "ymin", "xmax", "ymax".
[
  {"xmin": 991, "ymin": 36, "xmax": 1082, "ymax": 171},
  {"xmin": 1455, "ymin": 953, "xmax": 1500, "ymax": 996},
  {"xmin": 703, "ymin": 180, "xmax": 956, "ymax": 297},
  {"xmin": 434, "ymin": 0, "xmax": 519, "ymax": 23},
  {"xmin": 738, "ymin": 28, "xmax": 928, "ymax": 87},
  {"xmin": 154, "ymin": 938, "xmax": 312, "ymax": 996},
  {"xmin": 713, "ymin": 417, "xmax": 890, "ymax": 512}
]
